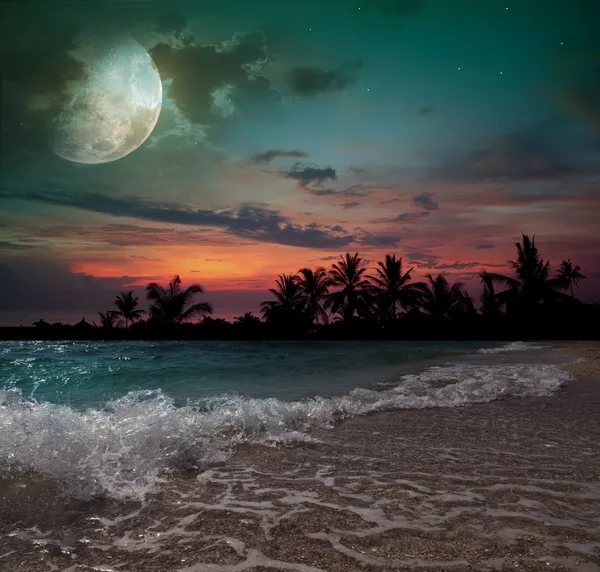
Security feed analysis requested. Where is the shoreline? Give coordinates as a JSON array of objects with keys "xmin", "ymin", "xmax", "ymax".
[{"xmin": 1, "ymin": 341, "xmax": 599, "ymax": 571}]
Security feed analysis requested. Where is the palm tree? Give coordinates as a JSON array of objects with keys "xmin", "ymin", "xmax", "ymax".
[
  {"xmin": 233, "ymin": 312, "xmax": 261, "ymax": 326},
  {"xmin": 414, "ymin": 273, "xmax": 475, "ymax": 319},
  {"xmin": 96, "ymin": 310, "xmax": 122, "ymax": 329},
  {"xmin": 260, "ymin": 273, "xmax": 304, "ymax": 322},
  {"xmin": 479, "ymin": 271, "xmax": 501, "ymax": 316},
  {"xmin": 557, "ymin": 259, "xmax": 586, "ymax": 298},
  {"xmin": 114, "ymin": 291, "xmax": 145, "ymax": 329},
  {"xmin": 367, "ymin": 254, "xmax": 423, "ymax": 322},
  {"xmin": 146, "ymin": 275, "xmax": 213, "ymax": 326},
  {"xmin": 486, "ymin": 234, "xmax": 570, "ymax": 311},
  {"xmin": 326, "ymin": 253, "xmax": 372, "ymax": 322},
  {"xmin": 297, "ymin": 267, "xmax": 331, "ymax": 325}
]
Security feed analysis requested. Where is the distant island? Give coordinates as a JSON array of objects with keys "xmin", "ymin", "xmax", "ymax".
[{"xmin": 2, "ymin": 235, "xmax": 598, "ymax": 341}]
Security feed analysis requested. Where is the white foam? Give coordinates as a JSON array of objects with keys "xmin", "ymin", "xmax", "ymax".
[
  {"xmin": 0, "ymin": 361, "xmax": 572, "ymax": 500},
  {"xmin": 478, "ymin": 341, "xmax": 549, "ymax": 354}
]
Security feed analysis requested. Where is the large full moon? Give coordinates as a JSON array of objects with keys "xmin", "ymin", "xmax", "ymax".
[{"xmin": 51, "ymin": 37, "xmax": 162, "ymax": 164}]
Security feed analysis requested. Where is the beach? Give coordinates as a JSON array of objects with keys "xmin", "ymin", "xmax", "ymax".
[{"xmin": 1, "ymin": 341, "xmax": 599, "ymax": 571}]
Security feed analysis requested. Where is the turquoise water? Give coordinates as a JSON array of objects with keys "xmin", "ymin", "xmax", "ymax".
[
  {"xmin": 0, "ymin": 340, "xmax": 494, "ymax": 408},
  {"xmin": 0, "ymin": 340, "xmax": 572, "ymax": 499}
]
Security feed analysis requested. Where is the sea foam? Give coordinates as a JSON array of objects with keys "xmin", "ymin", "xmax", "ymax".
[
  {"xmin": 0, "ymin": 361, "xmax": 572, "ymax": 500},
  {"xmin": 477, "ymin": 341, "xmax": 549, "ymax": 354}
]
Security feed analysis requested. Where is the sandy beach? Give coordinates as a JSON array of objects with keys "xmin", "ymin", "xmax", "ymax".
[{"xmin": 1, "ymin": 342, "xmax": 600, "ymax": 571}]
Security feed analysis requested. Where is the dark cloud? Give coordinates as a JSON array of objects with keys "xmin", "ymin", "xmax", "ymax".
[
  {"xmin": 413, "ymin": 192, "xmax": 439, "ymax": 211},
  {"xmin": 0, "ymin": 259, "xmax": 133, "ymax": 314},
  {"xmin": 431, "ymin": 130, "xmax": 577, "ymax": 183},
  {"xmin": 432, "ymin": 261, "xmax": 483, "ymax": 271},
  {"xmin": 150, "ymin": 31, "xmax": 279, "ymax": 124},
  {"xmin": 475, "ymin": 243, "xmax": 496, "ymax": 250},
  {"xmin": 286, "ymin": 62, "xmax": 362, "ymax": 97},
  {"xmin": 373, "ymin": 212, "xmax": 430, "ymax": 223},
  {"xmin": 418, "ymin": 105, "xmax": 435, "ymax": 116},
  {"xmin": 341, "ymin": 201, "xmax": 361, "ymax": 209},
  {"xmin": 284, "ymin": 163, "xmax": 337, "ymax": 188},
  {"xmin": 342, "ymin": 185, "xmax": 373, "ymax": 197},
  {"xmin": 307, "ymin": 185, "xmax": 371, "ymax": 197},
  {"xmin": 252, "ymin": 150, "xmax": 308, "ymax": 164},
  {"xmin": 7, "ymin": 187, "xmax": 353, "ymax": 249},
  {"xmin": 0, "ymin": 241, "xmax": 35, "ymax": 250},
  {"xmin": 358, "ymin": 233, "xmax": 402, "ymax": 248}
]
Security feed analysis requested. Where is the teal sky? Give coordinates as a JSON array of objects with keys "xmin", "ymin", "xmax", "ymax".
[{"xmin": 1, "ymin": 0, "xmax": 599, "ymax": 323}]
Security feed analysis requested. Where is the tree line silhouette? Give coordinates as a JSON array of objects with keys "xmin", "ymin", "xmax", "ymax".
[{"xmin": 8, "ymin": 234, "xmax": 598, "ymax": 341}]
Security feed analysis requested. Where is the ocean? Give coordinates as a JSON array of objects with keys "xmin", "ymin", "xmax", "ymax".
[{"xmin": 2, "ymin": 339, "xmax": 598, "ymax": 572}]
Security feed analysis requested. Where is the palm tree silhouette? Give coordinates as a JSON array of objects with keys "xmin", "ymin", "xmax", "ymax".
[
  {"xmin": 368, "ymin": 254, "xmax": 422, "ymax": 321},
  {"xmin": 233, "ymin": 312, "xmax": 261, "ymax": 326},
  {"xmin": 479, "ymin": 271, "xmax": 501, "ymax": 316},
  {"xmin": 326, "ymin": 253, "xmax": 372, "ymax": 322},
  {"xmin": 557, "ymin": 259, "xmax": 586, "ymax": 298},
  {"xmin": 415, "ymin": 273, "xmax": 474, "ymax": 319},
  {"xmin": 297, "ymin": 267, "xmax": 332, "ymax": 325},
  {"xmin": 96, "ymin": 310, "xmax": 122, "ymax": 329},
  {"xmin": 114, "ymin": 291, "xmax": 145, "ymax": 329},
  {"xmin": 260, "ymin": 273, "xmax": 304, "ymax": 322},
  {"xmin": 146, "ymin": 275, "xmax": 213, "ymax": 326},
  {"xmin": 486, "ymin": 234, "xmax": 570, "ymax": 311}
]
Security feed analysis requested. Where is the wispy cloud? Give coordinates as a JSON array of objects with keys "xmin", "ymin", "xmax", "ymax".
[
  {"xmin": 6, "ymin": 187, "xmax": 354, "ymax": 249},
  {"xmin": 413, "ymin": 192, "xmax": 439, "ymax": 211}
]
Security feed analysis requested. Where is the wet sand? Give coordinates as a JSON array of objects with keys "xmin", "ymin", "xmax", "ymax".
[{"xmin": 1, "ymin": 342, "xmax": 599, "ymax": 571}]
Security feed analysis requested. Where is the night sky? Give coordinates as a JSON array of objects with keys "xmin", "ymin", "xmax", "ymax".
[{"xmin": 1, "ymin": 0, "xmax": 599, "ymax": 324}]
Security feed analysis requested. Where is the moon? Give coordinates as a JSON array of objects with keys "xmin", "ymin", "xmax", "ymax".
[{"xmin": 51, "ymin": 37, "xmax": 162, "ymax": 164}]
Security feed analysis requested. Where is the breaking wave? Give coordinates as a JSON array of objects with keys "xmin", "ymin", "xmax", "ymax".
[
  {"xmin": 0, "ymin": 361, "xmax": 572, "ymax": 500},
  {"xmin": 477, "ymin": 341, "xmax": 550, "ymax": 354}
]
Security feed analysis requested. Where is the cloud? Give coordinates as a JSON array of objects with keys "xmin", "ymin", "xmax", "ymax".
[
  {"xmin": 307, "ymin": 184, "xmax": 371, "ymax": 197},
  {"xmin": 0, "ymin": 259, "xmax": 134, "ymax": 314},
  {"xmin": 358, "ymin": 233, "xmax": 402, "ymax": 248},
  {"xmin": 418, "ymin": 105, "xmax": 435, "ymax": 116},
  {"xmin": 149, "ymin": 31, "xmax": 279, "ymax": 125},
  {"xmin": 432, "ymin": 261, "xmax": 484, "ymax": 271},
  {"xmin": 8, "ymin": 187, "xmax": 354, "ymax": 249},
  {"xmin": 373, "ymin": 211, "xmax": 431, "ymax": 223},
  {"xmin": 0, "ymin": 241, "xmax": 35, "ymax": 250},
  {"xmin": 475, "ymin": 243, "xmax": 496, "ymax": 250},
  {"xmin": 284, "ymin": 163, "xmax": 337, "ymax": 188},
  {"xmin": 286, "ymin": 62, "xmax": 362, "ymax": 97},
  {"xmin": 413, "ymin": 192, "xmax": 439, "ymax": 211},
  {"xmin": 251, "ymin": 150, "xmax": 309, "ymax": 164},
  {"xmin": 341, "ymin": 201, "xmax": 361, "ymax": 209},
  {"xmin": 431, "ymin": 130, "xmax": 577, "ymax": 183}
]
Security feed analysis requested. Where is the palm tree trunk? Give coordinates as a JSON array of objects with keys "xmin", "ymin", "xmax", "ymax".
[{"xmin": 570, "ymin": 284, "xmax": 574, "ymax": 298}]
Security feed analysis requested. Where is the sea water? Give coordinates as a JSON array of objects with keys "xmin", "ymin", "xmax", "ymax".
[{"xmin": 0, "ymin": 340, "xmax": 573, "ymax": 499}]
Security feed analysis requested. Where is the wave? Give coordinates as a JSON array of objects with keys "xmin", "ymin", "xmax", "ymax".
[
  {"xmin": 0, "ymin": 361, "xmax": 571, "ymax": 500},
  {"xmin": 477, "ymin": 341, "xmax": 549, "ymax": 354}
]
